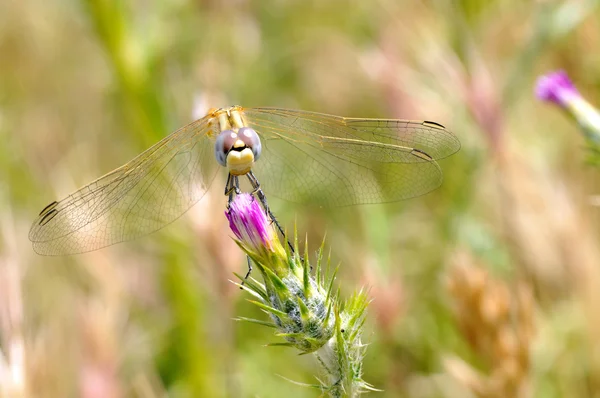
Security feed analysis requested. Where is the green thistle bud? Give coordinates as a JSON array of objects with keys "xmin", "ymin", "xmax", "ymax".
[
  {"xmin": 226, "ymin": 194, "xmax": 334, "ymax": 352},
  {"xmin": 226, "ymin": 194, "xmax": 376, "ymax": 396}
]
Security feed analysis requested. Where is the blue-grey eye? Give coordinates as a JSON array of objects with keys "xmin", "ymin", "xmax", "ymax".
[
  {"xmin": 238, "ymin": 127, "xmax": 262, "ymax": 161},
  {"xmin": 214, "ymin": 129, "xmax": 237, "ymax": 167}
]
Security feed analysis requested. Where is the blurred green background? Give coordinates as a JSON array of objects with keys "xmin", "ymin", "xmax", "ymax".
[{"xmin": 2, "ymin": 0, "xmax": 600, "ymax": 397}]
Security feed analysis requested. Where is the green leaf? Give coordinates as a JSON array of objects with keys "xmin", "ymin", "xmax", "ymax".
[
  {"xmin": 247, "ymin": 300, "xmax": 288, "ymax": 318},
  {"xmin": 297, "ymin": 296, "xmax": 310, "ymax": 322},
  {"xmin": 234, "ymin": 317, "xmax": 276, "ymax": 328}
]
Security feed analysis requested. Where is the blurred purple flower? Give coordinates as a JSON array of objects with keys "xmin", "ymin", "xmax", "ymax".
[
  {"xmin": 225, "ymin": 193, "xmax": 275, "ymax": 253},
  {"xmin": 536, "ymin": 70, "xmax": 580, "ymax": 107},
  {"xmin": 536, "ymin": 70, "xmax": 600, "ymax": 143}
]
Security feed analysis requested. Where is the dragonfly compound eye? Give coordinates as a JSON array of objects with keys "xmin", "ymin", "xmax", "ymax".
[
  {"xmin": 214, "ymin": 129, "xmax": 238, "ymax": 167},
  {"xmin": 238, "ymin": 127, "xmax": 262, "ymax": 161}
]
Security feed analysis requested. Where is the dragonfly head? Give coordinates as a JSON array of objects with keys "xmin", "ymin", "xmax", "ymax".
[{"xmin": 214, "ymin": 127, "xmax": 262, "ymax": 175}]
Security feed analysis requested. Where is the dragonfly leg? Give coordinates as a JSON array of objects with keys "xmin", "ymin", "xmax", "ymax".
[
  {"xmin": 224, "ymin": 172, "xmax": 232, "ymax": 196},
  {"xmin": 240, "ymin": 255, "xmax": 253, "ymax": 288},
  {"xmin": 224, "ymin": 174, "xmax": 241, "ymax": 207},
  {"xmin": 246, "ymin": 171, "xmax": 295, "ymax": 254},
  {"xmin": 225, "ymin": 173, "xmax": 234, "ymax": 206}
]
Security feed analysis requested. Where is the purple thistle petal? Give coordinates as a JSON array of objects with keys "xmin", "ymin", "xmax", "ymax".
[
  {"xmin": 225, "ymin": 193, "xmax": 273, "ymax": 251},
  {"xmin": 535, "ymin": 70, "xmax": 580, "ymax": 107}
]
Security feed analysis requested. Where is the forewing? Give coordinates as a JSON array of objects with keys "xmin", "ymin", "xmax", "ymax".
[
  {"xmin": 244, "ymin": 108, "xmax": 459, "ymax": 206},
  {"xmin": 29, "ymin": 118, "xmax": 218, "ymax": 255}
]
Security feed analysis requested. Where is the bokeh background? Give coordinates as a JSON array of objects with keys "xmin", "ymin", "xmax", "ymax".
[{"xmin": 2, "ymin": 0, "xmax": 600, "ymax": 397}]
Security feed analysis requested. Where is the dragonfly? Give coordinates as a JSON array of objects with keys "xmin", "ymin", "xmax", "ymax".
[{"xmin": 29, "ymin": 106, "xmax": 460, "ymax": 256}]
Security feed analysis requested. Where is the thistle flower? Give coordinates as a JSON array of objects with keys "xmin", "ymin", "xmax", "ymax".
[
  {"xmin": 225, "ymin": 193, "xmax": 285, "ymax": 261},
  {"xmin": 536, "ymin": 70, "xmax": 600, "ymax": 144},
  {"xmin": 225, "ymin": 193, "xmax": 375, "ymax": 396}
]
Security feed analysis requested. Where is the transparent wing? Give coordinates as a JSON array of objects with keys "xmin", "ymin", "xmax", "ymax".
[
  {"xmin": 244, "ymin": 107, "xmax": 460, "ymax": 206},
  {"xmin": 29, "ymin": 118, "xmax": 219, "ymax": 255}
]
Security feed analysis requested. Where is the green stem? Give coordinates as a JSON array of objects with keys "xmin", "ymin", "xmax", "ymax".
[{"xmin": 82, "ymin": 0, "xmax": 168, "ymax": 143}]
